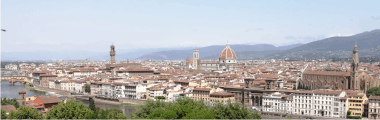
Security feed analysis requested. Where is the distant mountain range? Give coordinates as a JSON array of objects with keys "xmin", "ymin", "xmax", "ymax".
[
  {"xmin": 138, "ymin": 29, "xmax": 380, "ymax": 60},
  {"xmin": 2, "ymin": 29, "xmax": 380, "ymax": 61},
  {"xmin": 135, "ymin": 44, "xmax": 304, "ymax": 60},
  {"xmin": 269, "ymin": 29, "xmax": 380, "ymax": 59}
]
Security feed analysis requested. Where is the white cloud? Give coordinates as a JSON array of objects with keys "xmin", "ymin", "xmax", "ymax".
[{"xmin": 326, "ymin": 33, "xmax": 354, "ymax": 38}]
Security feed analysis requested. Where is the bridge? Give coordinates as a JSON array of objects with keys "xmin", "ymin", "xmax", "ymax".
[
  {"xmin": 1, "ymin": 69, "xmax": 31, "ymax": 85},
  {"xmin": 1, "ymin": 76, "xmax": 32, "ymax": 85}
]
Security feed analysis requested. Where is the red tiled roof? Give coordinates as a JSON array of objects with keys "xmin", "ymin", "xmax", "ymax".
[
  {"xmin": 40, "ymin": 74, "xmax": 57, "ymax": 77},
  {"xmin": 1, "ymin": 105, "xmax": 17, "ymax": 113},
  {"xmin": 314, "ymin": 90, "xmax": 342, "ymax": 95},
  {"xmin": 294, "ymin": 91, "xmax": 314, "ymax": 94},
  {"xmin": 369, "ymin": 95, "xmax": 380, "ymax": 100},
  {"xmin": 35, "ymin": 96, "xmax": 61, "ymax": 104},
  {"xmin": 193, "ymin": 88, "xmax": 212, "ymax": 91},
  {"xmin": 303, "ymin": 71, "xmax": 350, "ymax": 76},
  {"xmin": 210, "ymin": 92, "xmax": 234, "ymax": 96}
]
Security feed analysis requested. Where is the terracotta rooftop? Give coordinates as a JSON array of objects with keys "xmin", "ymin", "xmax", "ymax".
[
  {"xmin": 210, "ymin": 92, "xmax": 234, "ymax": 96},
  {"xmin": 1, "ymin": 105, "xmax": 17, "ymax": 113},
  {"xmin": 193, "ymin": 88, "xmax": 212, "ymax": 91},
  {"xmin": 40, "ymin": 74, "xmax": 58, "ymax": 77},
  {"xmin": 219, "ymin": 43, "xmax": 237, "ymax": 59},
  {"xmin": 303, "ymin": 70, "xmax": 350, "ymax": 76},
  {"xmin": 35, "ymin": 96, "xmax": 61, "ymax": 104},
  {"xmin": 314, "ymin": 90, "xmax": 343, "ymax": 95},
  {"xmin": 369, "ymin": 95, "xmax": 380, "ymax": 100},
  {"xmin": 294, "ymin": 91, "xmax": 314, "ymax": 94}
]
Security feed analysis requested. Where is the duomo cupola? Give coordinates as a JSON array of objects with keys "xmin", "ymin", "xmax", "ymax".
[{"xmin": 219, "ymin": 42, "xmax": 237, "ymax": 64}]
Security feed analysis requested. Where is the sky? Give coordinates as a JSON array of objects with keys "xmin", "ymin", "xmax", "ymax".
[{"xmin": 2, "ymin": 0, "xmax": 380, "ymax": 53}]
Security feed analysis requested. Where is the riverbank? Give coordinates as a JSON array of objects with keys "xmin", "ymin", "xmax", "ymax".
[
  {"xmin": 25, "ymin": 83, "xmax": 47, "ymax": 94},
  {"xmin": 33, "ymin": 85, "xmax": 143, "ymax": 106}
]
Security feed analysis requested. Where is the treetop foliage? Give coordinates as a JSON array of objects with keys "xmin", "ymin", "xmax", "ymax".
[
  {"xmin": 131, "ymin": 97, "xmax": 261, "ymax": 119},
  {"xmin": 1, "ymin": 98, "xmax": 20, "ymax": 108},
  {"xmin": 7, "ymin": 106, "xmax": 43, "ymax": 119},
  {"xmin": 366, "ymin": 87, "xmax": 380, "ymax": 97}
]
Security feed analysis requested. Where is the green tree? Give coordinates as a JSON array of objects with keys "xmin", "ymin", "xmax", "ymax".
[
  {"xmin": 1, "ymin": 98, "xmax": 20, "ymax": 108},
  {"xmin": 146, "ymin": 108, "xmax": 177, "ymax": 119},
  {"xmin": 155, "ymin": 96, "xmax": 166, "ymax": 100},
  {"xmin": 89, "ymin": 97, "xmax": 96, "ymax": 111},
  {"xmin": 131, "ymin": 97, "xmax": 260, "ymax": 119},
  {"xmin": 347, "ymin": 110, "xmax": 351, "ymax": 116},
  {"xmin": 163, "ymin": 89, "xmax": 167, "ymax": 94},
  {"xmin": 85, "ymin": 84, "xmax": 91, "ymax": 93},
  {"xmin": 366, "ymin": 87, "xmax": 380, "ymax": 97},
  {"xmin": 46, "ymin": 99, "xmax": 94, "ymax": 119},
  {"xmin": 98, "ymin": 108, "xmax": 128, "ymax": 119},
  {"xmin": 6, "ymin": 106, "xmax": 43, "ymax": 119},
  {"xmin": 183, "ymin": 108, "xmax": 216, "ymax": 119},
  {"xmin": 212, "ymin": 102, "xmax": 261, "ymax": 119},
  {"xmin": 131, "ymin": 99, "xmax": 170, "ymax": 119},
  {"xmin": 1, "ymin": 109, "xmax": 7, "ymax": 119}
]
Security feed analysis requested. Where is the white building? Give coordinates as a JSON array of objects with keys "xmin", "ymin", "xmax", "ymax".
[
  {"xmin": 74, "ymin": 80, "xmax": 86, "ymax": 93},
  {"xmin": 101, "ymin": 83, "xmax": 112, "ymax": 98},
  {"xmin": 369, "ymin": 95, "xmax": 380, "ymax": 119},
  {"xmin": 48, "ymin": 80, "xmax": 55, "ymax": 89},
  {"xmin": 5, "ymin": 64, "xmax": 18, "ymax": 71},
  {"xmin": 293, "ymin": 90, "xmax": 347, "ymax": 118},
  {"xmin": 149, "ymin": 87, "xmax": 164, "ymax": 100},
  {"xmin": 262, "ymin": 92, "xmax": 293, "ymax": 114},
  {"xmin": 124, "ymin": 84, "xmax": 137, "ymax": 99}
]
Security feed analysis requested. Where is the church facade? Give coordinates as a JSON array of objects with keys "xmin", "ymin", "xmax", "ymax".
[
  {"xmin": 300, "ymin": 44, "xmax": 380, "ymax": 93},
  {"xmin": 186, "ymin": 43, "xmax": 239, "ymax": 71}
]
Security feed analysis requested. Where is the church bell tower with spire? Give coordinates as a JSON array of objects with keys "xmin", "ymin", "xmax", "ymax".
[{"xmin": 351, "ymin": 43, "xmax": 359, "ymax": 90}]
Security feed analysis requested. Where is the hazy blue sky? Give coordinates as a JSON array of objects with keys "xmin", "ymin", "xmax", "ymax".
[{"xmin": 2, "ymin": 0, "xmax": 380, "ymax": 52}]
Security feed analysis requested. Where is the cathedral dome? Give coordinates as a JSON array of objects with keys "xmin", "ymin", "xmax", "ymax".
[{"xmin": 219, "ymin": 43, "xmax": 237, "ymax": 59}]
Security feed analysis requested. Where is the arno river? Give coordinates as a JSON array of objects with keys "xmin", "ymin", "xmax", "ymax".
[{"xmin": 1, "ymin": 82, "xmax": 137, "ymax": 117}]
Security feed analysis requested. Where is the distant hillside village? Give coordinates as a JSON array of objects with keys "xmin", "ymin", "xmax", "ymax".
[{"xmin": 3, "ymin": 43, "xmax": 380, "ymax": 119}]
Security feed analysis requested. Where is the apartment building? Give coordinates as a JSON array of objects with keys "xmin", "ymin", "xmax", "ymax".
[
  {"xmin": 90, "ymin": 82, "xmax": 102, "ymax": 95},
  {"xmin": 124, "ymin": 84, "xmax": 137, "ymax": 99},
  {"xmin": 209, "ymin": 92, "xmax": 235, "ymax": 103},
  {"xmin": 293, "ymin": 90, "xmax": 348, "ymax": 118},
  {"xmin": 192, "ymin": 88, "xmax": 212, "ymax": 101},
  {"xmin": 262, "ymin": 92, "xmax": 293, "ymax": 114},
  {"xmin": 74, "ymin": 80, "xmax": 86, "ymax": 93},
  {"xmin": 369, "ymin": 95, "xmax": 380, "ymax": 119},
  {"xmin": 347, "ymin": 93, "xmax": 368, "ymax": 116},
  {"xmin": 148, "ymin": 87, "xmax": 164, "ymax": 99}
]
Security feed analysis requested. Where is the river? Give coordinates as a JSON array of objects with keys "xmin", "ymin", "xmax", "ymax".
[{"xmin": 1, "ymin": 81, "xmax": 137, "ymax": 117}]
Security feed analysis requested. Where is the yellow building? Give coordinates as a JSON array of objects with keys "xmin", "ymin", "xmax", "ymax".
[
  {"xmin": 192, "ymin": 88, "xmax": 213, "ymax": 101},
  {"xmin": 25, "ymin": 96, "xmax": 37, "ymax": 101},
  {"xmin": 209, "ymin": 92, "xmax": 235, "ymax": 103},
  {"xmin": 348, "ymin": 93, "xmax": 368, "ymax": 116}
]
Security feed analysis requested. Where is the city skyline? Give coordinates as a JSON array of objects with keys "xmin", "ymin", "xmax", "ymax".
[{"xmin": 2, "ymin": 0, "xmax": 380, "ymax": 53}]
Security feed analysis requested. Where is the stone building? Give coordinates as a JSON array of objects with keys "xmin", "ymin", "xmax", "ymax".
[
  {"xmin": 300, "ymin": 44, "xmax": 380, "ymax": 92},
  {"xmin": 110, "ymin": 44, "xmax": 116, "ymax": 64}
]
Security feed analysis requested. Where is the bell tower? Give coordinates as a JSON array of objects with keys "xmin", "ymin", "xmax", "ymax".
[
  {"xmin": 193, "ymin": 49, "xmax": 199, "ymax": 70},
  {"xmin": 351, "ymin": 43, "xmax": 359, "ymax": 90},
  {"xmin": 110, "ymin": 44, "xmax": 116, "ymax": 64}
]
